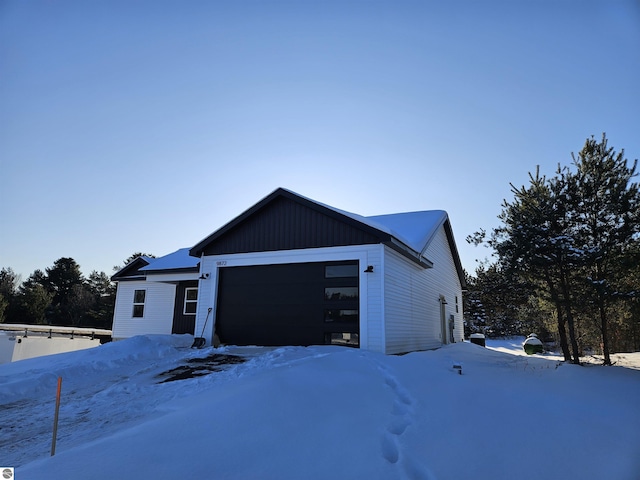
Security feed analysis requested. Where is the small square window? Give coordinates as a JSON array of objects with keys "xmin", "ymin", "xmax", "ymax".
[
  {"xmin": 184, "ymin": 287, "xmax": 198, "ymax": 315},
  {"xmin": 186, "ymin": 289, "xmax": 198, "ymax": 301}
]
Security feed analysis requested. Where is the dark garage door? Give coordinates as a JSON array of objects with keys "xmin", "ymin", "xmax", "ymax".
[{"xmin": 215, "ymin": 261, "xmax": 359, "ymax": 347}]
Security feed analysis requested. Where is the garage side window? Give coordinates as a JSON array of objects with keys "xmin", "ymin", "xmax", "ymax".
[
  {"xmin": 184, "ymin": 287, "xmax": 198, "ymax": 315},
  {"xmin": 323, "ymin": 262, "xmax": 359, "ymax": 344},
  {"xmin": 325, "ymin": 264, "xmax": 358, "ymax": 278},
  {"xmin": 324, "ymin": 287, "xmax": 358, "ymax": 300},
  {"xmin": 132, "ymin": 289, "xmax": 146, "ymax": 318}
]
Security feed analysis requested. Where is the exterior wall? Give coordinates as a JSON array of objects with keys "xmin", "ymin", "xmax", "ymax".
[
  {"xmin": 194, "ymin": 244, "xmax": 384, "ymax": 352},
  {"xmin": 422, "ymin": 224, "xmax": 464, "ymax": 344},
  {"xmin": 112, "ymin": 280, "xmax": 177, "ymax": 339},
  {"xmin": 383, "ymin": 225, "xmax": 464, "ymax": 354}
]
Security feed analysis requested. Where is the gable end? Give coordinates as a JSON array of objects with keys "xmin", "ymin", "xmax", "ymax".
[
  {"xmin": 111, "ymin": 257, "xmax": 152, "ymax": 281},
  {"xmin": 193, "ymin": 194, "xmax": 388, "ymax": 256}
]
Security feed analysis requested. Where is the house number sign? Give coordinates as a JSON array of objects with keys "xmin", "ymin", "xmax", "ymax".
[{"xmin": 216, "ymin": 261, "xmax": 227, "ymax": 266}]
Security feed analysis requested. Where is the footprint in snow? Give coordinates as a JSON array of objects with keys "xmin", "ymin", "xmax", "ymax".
[{"xmin": 376, "ymin": 360, "xmax": 437, "ymax": 479}]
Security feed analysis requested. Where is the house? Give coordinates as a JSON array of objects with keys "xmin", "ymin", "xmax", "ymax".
[
  {"xmin": 111, "ymin": 188, "xmax": 466, "ymax": 354},
  {"xmin": 111, "ymin": 249, "xmax": 200, "ymax": 339}
]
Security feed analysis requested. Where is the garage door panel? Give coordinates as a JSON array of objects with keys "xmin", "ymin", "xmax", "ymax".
[{"xmin": 215, "ymin": 261, "xmax": 359, "ymax": 346}]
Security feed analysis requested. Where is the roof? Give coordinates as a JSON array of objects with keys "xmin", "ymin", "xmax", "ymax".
[
  {"xmin": 111, "ymin": 255, "xmax": 154, "ymax": 281},
  {"xmin": 113, "ymin": 189, "xmax": 465, "ymax": 288},
  {"xmin": 189, "ymin": 188, "xmax": 466, "ymax": 287},
  {"xmin": 271, "ymin": 189, "xmax": 449, "ymax": 258},
  {"xmin": 139, "ymin": 248, "xmax": 199, "ymax": 273},
  {"xmin": 365, "ymin": 210, "xmax": 448, "ymax": 255},
  {"xmin": 365, "ymin": 210, "xmax": 465, "ymax": 288},
  {"xmin": 111, "ymin": 250, "xmax": 199, "ymax": 281}
]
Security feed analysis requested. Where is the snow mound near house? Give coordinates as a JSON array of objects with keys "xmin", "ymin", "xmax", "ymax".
[{"xmin": 2, "ymin": 337, "xmax": 639, "ymax": 480}]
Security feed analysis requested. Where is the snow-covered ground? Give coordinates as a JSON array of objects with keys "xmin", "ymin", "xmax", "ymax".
[{"xmin": 2, "ymin": 336, "xmax": 639, "ymax": 480}]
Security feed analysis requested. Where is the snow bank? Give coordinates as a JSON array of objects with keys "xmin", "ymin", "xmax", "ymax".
[{"xmin": 3, "ymin": 337, "xmax": 639, "ymax": 480}]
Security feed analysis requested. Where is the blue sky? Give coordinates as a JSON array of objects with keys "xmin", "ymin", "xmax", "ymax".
[{"xmin": 1, "ymin": 0, "xmax": 639, "ymax": 280}]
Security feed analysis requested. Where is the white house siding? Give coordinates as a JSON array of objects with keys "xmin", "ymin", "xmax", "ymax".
[
  {"xmin": 422, "ymin": 225, "xmax": 464, "ymax": 344},
  {"xmin": 112, "ymin": 281, "xmax": 177, "ymax": 339},
  {"xmin": 194, "ymin": 244, "xmax": 385, "ymax": 352},
  {"xmin": 383, "ymin": 226, "xmax": 464, "ymax": 354}
]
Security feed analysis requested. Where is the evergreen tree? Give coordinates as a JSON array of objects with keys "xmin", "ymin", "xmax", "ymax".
[
  {"xmin": 44, "ymin": 258, "xmax": 86, "ymax": 325},
  {"xmin": 569, "ymin": 134, "xmax": 640, "ymax": 364},
  {"xmin": 464, "ymin": 264, "xmax": 536, "ymax": 337},
  {"xmin": 16, "ymin": 282, "xmax": 53, "ymax": 324},
  {"xmin": 487, "ymin": 169, "xmax": 580, "ymax": 362},
  {"xmin": 0, "ymin": 267, "xmax": 20, "ymax": 323},
  {"xmin": 469, "ymin": 134, "xmax": 639, "ymax": 363},
  {"xmin": 45, "ymin": 257, "xmax": 84, "ymax": 306},
  {"xmin": 65, "ymin": 283, "xmax": 95, "ymax": 326},
  {"xmin": 85, "ymin": 271, "xmax": 116, "ymax": 329}
]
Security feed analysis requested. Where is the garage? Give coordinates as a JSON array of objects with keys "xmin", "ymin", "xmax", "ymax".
[{"xmin": 215, "ymin": 260, "xmax": 359, "ymax": 347}]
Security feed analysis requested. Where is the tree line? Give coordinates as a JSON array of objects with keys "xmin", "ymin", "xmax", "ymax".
[
  {"xmin": 465, "ymin": 134, "xmax": 640, "ymax": 364},
  {"xmin": 0, "ymin": 254, "xmax": 153, "ymax": 330}
]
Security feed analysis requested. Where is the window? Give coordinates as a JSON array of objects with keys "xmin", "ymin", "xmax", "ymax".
[
  {"xmin": 324, "ymin": 309, "xmax": 358, "ymax": 323},
  {"xmin": 455, "ymin": 296, "xmax": 459, "ymax": 313},
  {"xmin": 324, "ymin": 287, "xmax": 358, "ymax": 301},
  {"xmin": 132, "ymin": 289, "xmax": 146, "ymax": 318},
  {"xmin": 325, "ymin": 264, "xmax": 358, "ymax": 278},
  {"xmin": 324, "ymin": 332, "xmax": 359, "ymax": 347},
  {"xmin": 184, "ymin": 287, "xmax": 198, "ymax": 315}
]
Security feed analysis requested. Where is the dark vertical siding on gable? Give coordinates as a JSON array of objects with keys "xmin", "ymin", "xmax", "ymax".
[{"xmin": 202, "ymin": 197, "xmax": 382, "ymax": 255}]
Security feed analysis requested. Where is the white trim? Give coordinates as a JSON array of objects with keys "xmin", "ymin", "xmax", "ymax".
[
  {"xmin": 146, "ymin": 272, "xmax": 199, "ymax": 282},
  {"xmin": 378, "ymin": 243, "xmax": 387, "ymax": 353},
  {"xmin": 197, "ymin": 245, "xmax": 379, "ymax": 351}
]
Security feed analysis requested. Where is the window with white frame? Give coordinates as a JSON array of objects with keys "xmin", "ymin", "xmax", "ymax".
[
  {"xmin": 132, "ymin": 289, "xmax": 146, "ymax": 318},
  {"xmin": 184, "ymin": 287, "xmax": 198, "ymax": 315}
]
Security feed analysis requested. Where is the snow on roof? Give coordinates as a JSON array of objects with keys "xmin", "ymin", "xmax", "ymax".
[
  {"xmin": 366, "ymin": 210, "xmax": 448, "ymax": 255},
  {"xmin": 139, "ymin": 248, "xmax": 199, "ymax": 272}
]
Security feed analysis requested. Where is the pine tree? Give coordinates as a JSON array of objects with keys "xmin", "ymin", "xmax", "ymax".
[
  {"xmin": 569, "ymin": 134, "xmax": 640, "ymax": 364},
  {"xmin": 0, "ymin": 268, "xmax": 20, "ymax": 323},
  {"xmin": 488, "ymin": 169, "xmax": 581, "ymax": 362}
]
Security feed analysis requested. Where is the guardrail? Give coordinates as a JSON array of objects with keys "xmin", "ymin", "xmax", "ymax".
[{"xmin": 0, "ymin": 324, "xmax": 112, "ymax": 340}]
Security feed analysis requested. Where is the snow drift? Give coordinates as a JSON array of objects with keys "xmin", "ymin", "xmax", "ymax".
[{"xmin": 1, "ymin": 336, "xmax": 639, "ymax": 480}]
